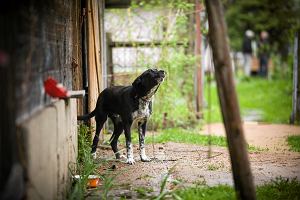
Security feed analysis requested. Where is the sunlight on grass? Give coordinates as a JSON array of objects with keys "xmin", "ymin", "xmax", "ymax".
[
  {"xmin": 204, "ymin": 78, "xmax": 292, "ymax": 123},
  {"xmin": 287, "ymin": 135, "xmax": 300, "ymax": 152}
]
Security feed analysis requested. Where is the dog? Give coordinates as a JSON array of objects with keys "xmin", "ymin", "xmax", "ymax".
[{"xmin": 77, "ymin": 69, "xmax": 166, "ymax": 164}]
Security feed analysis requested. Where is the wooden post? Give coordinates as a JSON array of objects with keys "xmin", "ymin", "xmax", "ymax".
[
  {"xmin": 106, "ymin": 33, "xmax": 114, "ymax": 86},
  {"xmin": 204, "ymin": 0, "xmax": 256, "ymax": 199},
  {"xmin": 87, "ymin": 0, "xmax": 104, "ymax": 140},
  {"xmin": 296, "ymin": 29, "xmax": 300, "ymax": 123},
  {"xmin": 195, "ymin": 0, "xmax": 203, "ymax": 119},
  {"xmin": 291, "ymin": 30, "xmax": 299, "ymax": 124}
]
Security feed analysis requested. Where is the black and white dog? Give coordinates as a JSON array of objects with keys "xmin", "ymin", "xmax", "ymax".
[{"xmin": 78, "ymin": 69, "xmax": 166, "ymax": 164}]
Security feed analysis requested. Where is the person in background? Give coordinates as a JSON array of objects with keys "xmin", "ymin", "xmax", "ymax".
[
  {"xmin": 242, "ymin": 30, "xmax": 255, "ymax": 77},
  {"xmin": 258, "ymin": 31, "xmax": 270, "ymax": 77}
]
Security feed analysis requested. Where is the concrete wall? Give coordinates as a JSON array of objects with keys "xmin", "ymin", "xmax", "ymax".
[{"xmin": 20, "ymin": 99, "xmax": 77, "ymax": 200}]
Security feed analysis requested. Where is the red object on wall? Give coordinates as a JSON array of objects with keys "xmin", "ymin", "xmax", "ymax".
[{"xmin": 44, "ymin": 77, "xmax": 69, "ymax": 98}]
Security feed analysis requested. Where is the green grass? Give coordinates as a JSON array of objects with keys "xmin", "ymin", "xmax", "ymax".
[
  {"xmin": 205, "ymin": 78, "xmax": 292, "ymax": 124},
  {"xmin": 151, "ymin": 128, "xmax": 227, "ymax": 147},
  {"xmin": 174, "ymin": 177, "xmax": 300, "ymax": 200},
  {"xmin": 287, "ymin": 135, "xmax": 300, "ymax": 152}
]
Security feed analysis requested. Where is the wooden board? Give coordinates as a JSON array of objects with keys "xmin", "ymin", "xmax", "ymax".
[{"xmin": 87, "ymin": 0, "xmax": 104, "ymax": 140}]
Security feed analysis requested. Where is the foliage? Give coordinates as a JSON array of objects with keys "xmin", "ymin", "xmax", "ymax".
[
  {"xmin": 256, "ymin": 177, "xmax": 300, "ymax": 200},
  {"xmin": 68, "ymin": 124, "xmax": 98, "ymax": 200},
  {"xmin": 205, "ymin": 77, "xmax": 293, "ymax": 123},
  {"xmin": 287, "ymin": 135, "xmax": 300, "ymax": 152},
  {"xmin": 224, "ymin": 0, "xmax": 300, "ymax": 52},
  {"xmin": 68, "ymin": 124, "xmax": 116, "ymax": 200},
  {"xmin": 174, "ymin": 177, "xmax": 300, "ymax": 200},
  {"xmin": 106, "ymin": 0, "xmax": 199, "ymax": 129}
]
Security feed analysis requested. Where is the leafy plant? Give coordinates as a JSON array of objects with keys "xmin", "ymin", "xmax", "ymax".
[{"xmin": 68, "ymin": 124, "xmax": 98, "ymax": 200}]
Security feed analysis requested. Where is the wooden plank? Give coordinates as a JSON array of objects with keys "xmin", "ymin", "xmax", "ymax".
[
  {"xmin": 195, "ymin": 0, "xmax": 203, "ymax": 119},
  {"xmin": 91, "ymin": 0, "xmax": 102, "ymax": 92},
  {"xmin": 71, "ymin": 0, "xmax": 84, "ymax": 115},
  {"xmin": 87, "ymin": 0, "xmax": 104, "ymax": 142},
  {"xmin": 204, "ymin": 0, "xmax": 256, "ymax": 199},
  {"xmin": 87, "ymin": 0, "xmax": 98, "ymax": 128}
]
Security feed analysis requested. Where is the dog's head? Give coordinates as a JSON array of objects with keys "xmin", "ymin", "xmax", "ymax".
[{"xmin": 132, "ymin": 68, "xmax": 166, "ymax": 100}]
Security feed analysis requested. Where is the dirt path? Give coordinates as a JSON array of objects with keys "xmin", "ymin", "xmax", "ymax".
[
  {"xmin": 87, "ymin": 123, "xmax": 300, "ymax": 199},
  {"xmin": 203, "ymin": 123, "xmax": 300, "ymax": 151}
]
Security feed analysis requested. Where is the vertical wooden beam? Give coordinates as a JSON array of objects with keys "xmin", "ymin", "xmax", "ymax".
[
  {"xmin": 204, "ymin": 0, "xmax": 256, "ymax": 199},
  {"xmin": 195, "ymin": 0, "xmax": 203, "ymax": 119},
  {"xmin": 72, "ymin": 0, "xmax": 84, "ymax": 115},
  {"xmin": 297, "ymin": 30, "xmax": 300, "ymax": 122},
  {"xmin": 106, "ymin": 33, "xmax": 114, "ymax": 86},
  {"xmin": 291, "ymin": 31, "xmax": 299, "ymax": 124},
  {"xmin": 87, "ymin": 0, "xmax": 103, "ymax": 138}
]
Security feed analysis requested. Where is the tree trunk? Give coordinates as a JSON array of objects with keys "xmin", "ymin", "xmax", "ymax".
[{"xmin": 204, "ymin": 0, "xmax": 256, "ymax": 199}]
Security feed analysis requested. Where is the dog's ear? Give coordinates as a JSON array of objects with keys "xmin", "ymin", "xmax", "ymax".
[{"xmin": 132, "ymin": 77, "xmax": 141, "ymax": 88}]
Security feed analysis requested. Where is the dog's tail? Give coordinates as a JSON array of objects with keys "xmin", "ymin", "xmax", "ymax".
[{"xmin": 77, "ymin": 110, "xmax": 96, "ymax": 121}]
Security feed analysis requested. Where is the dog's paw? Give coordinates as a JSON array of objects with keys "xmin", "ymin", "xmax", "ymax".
[
  {"xmin": 141, "ymin": 156, "xmax": 151, "ymax": 162},
  {"xmin": 126, "ymin": 157, "xmax": 135, "ymax": 165},
  {"xmin": 91, "ymin": 152, "xmax": 97, "ymax": 159}
]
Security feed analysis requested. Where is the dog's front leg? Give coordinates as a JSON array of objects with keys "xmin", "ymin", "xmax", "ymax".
[
  {"xmin": 124, "ymin": 119, "xmax": 135, "ymax": 164},
  {"xmin": 138, "ymin": 121, "xmax": 151, "ymax": 162}
]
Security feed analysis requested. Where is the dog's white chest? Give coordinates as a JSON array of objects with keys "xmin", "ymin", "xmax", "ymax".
[{"xmin": 132, "ymin": 99, "xmax": 151, "ymax": 121}]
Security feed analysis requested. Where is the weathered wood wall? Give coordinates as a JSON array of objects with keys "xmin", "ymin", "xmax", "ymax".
[
  {"xmin": 0, "ymin": 0, "xmax": 82, "ymax": 199},
  {"xmin": 0, "ymin": 0, "xmax": 82, "ymax": 124}
]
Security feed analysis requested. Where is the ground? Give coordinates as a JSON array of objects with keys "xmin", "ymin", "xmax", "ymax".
[{"xmin": 87, "ymin": 123, "xmax": 300, "ymax": 199}]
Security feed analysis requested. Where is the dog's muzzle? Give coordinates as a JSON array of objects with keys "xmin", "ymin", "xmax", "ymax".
[{"xmin": 156, "ymin": 70, "xmax": 166, "ymax": 82}]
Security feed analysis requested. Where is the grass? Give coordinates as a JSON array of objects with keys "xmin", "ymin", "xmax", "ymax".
[
  {"xmin": 287, "ymin": 135, "xmax": 300, "ymax": 152},
  {"xmin": 174, "ymin": 177, "xmax": 300, "ymax": 200},
  {"xmin": 204, "ymin": 77, "xmax": 292, "ymax": 124},
  {"xmin": 151, "ymin": 128, "xmax": 227, "ymax": 147},
  {"xmin": 117, "ymin": 127, "xmax": 266, "ymax": 152}
]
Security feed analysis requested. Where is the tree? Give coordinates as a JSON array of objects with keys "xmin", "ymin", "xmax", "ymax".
[{"xmin": 224, "ymin": 0, "xmax": 300, "ymax": 54}]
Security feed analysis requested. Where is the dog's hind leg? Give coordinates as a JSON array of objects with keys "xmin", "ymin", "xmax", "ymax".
[
  {"xmin": 109, "ymin": 115, "xmax": 123, "ymax": 159},
  {"xmin": 138, "ymin": 121, "xmax": 151, "ymax": 162},
  {"xmin": 91, "ymin": 112, "xmax": 107, "ymax": 157}
]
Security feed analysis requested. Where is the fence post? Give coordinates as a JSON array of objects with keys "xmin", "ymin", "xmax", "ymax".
[
  {"xmin": 195, "ymin": 0, "xmax": 204, "ymax": 119},
  {"xmin": 204, "ymin": 0, "xmax": 256, "ymax": 199},
  {"xmin": 291, "ymin": 30, "xmax": 299, "ymax": 124},
  {"xmin": 106, "ymin": 32, "xmax": 114, "ymax": 86}
]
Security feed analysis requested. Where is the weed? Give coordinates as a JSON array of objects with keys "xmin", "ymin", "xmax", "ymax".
[
  {"xmin": 68, "ymin": 124, "xmax": 116, "ymax": 200},
  {"xmin": 207, "ymin": 164, "xmax": 219, "ymax": 171},
  {"xmin": 68, "ymin": 124, "xmax": 98, "ymax": 200},
  {"xmin": 256, "ymin": 177, "xmax": 300, "ymax": 199},
  {"xmin": 135, "ymin": 187, "xmax": 154, "ymax": 198},
  {"xmin": 287, "ymin": 135, "xmax": 300, "ymax": 152},
  {"xmin": 248, "ymin": 145, "xmax": 269, "ymax": 152}
]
